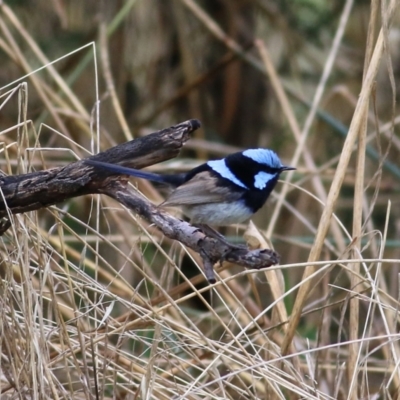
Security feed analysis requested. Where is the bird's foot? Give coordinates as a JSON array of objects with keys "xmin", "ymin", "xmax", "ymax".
[{"xmin": 196, "ymin": 224, "xmax": 247, "ymax": 250}]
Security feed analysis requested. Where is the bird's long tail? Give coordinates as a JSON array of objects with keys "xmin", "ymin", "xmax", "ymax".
[{"xmin": 85, "ymin": 160, "xmax": 185, "ymax": 186}]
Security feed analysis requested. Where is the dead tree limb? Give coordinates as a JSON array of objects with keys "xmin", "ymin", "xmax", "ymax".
[
  {"xmin": 0, "ymin": 119, "xmax": 279, "ymax": 282},
  {"xmin": 0, "ymin": 119, "xmax": 199, "ymax": 216},
  {"xmin": 101, "ymin": 181, "xmax": 280, "ymax": 282}
]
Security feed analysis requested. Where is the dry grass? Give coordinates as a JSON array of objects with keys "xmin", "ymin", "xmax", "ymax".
[{"xmin": 0, "ymin": 1, "xmax": 400, "ymax": 399}]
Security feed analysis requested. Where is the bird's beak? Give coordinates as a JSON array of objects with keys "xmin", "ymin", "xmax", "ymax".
[{"xmin": 281, "ymin": 166, "xmax": 296, "ymax": 171}]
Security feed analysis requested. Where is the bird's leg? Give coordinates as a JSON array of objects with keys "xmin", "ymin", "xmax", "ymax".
[{"xmin": 196, "ymin": 224, "xmax": 247, "ymax": 250}]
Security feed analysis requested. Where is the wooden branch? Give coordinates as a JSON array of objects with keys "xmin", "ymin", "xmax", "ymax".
[
  {"xmin": 0, "ymin": 118, "xmax": 280, "ymax": 282},
  {"xmin": 101, "ymin": 181, "xmax": 280, "ymax": 282},
  {"xmin": 0, "ymin": 119, "xmax": 199, "ymax": 217}
]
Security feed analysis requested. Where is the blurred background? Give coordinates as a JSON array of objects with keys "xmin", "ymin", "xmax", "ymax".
[{"xmin": 0, "ymin": 1, "xmax": 400, "ymax": 397}]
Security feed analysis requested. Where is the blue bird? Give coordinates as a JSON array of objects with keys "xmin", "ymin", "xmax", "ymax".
[{"xmin": 85, "ymin": 149, "xmax": 294, "ymax": 236}]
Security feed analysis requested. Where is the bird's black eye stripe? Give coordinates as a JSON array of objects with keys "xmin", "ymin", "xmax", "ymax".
[{"xmin": 224, "ymin": 153, "xmax": 280, "ymax": 189}]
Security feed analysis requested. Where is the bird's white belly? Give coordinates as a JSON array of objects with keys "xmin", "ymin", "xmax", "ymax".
[{"xmin": 185, "ymin": 202, "xmax": 253, "ymax": 226}]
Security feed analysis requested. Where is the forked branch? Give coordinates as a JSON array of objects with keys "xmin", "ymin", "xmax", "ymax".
[{"xmin": 0, "ymin": 119, "xmax": 279, "ymax": 281}]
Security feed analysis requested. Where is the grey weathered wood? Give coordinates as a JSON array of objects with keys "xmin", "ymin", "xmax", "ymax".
[
  {"xmin": 0, "ymin": 119, "xmax": 200, "ymax": 217},
  {"xmin": 101, "ymin": 181, "xmax": 280, "ymax": 282}
]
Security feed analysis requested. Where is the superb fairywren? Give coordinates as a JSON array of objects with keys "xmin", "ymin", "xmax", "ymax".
[{"xmin": 86, "ymin": 149, "xmax": 295, "ymax": 229}]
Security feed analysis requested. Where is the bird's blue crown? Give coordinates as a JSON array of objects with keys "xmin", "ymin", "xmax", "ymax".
[{"xmin": 242, "ymin": 149, "xmax": 283, "ymax": 169}]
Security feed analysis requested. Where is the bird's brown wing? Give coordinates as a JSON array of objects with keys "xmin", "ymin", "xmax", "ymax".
[{"xmin": 161, "ymin": 171, "xmax": 242, "ymax": 207}]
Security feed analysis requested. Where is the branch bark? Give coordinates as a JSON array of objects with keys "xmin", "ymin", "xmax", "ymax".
[{"xmin": 0, "ymin": 119, "xmax": 199, "ymax": 216}]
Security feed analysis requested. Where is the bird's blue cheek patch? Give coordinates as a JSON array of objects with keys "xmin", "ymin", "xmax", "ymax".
[
  {"xmin": 254, "ymin": 171, "xmax": 275, "ymax": 189},
  {"xmin": 207, "ymin": 159, "xmax": 248, "ymax": 189}
]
